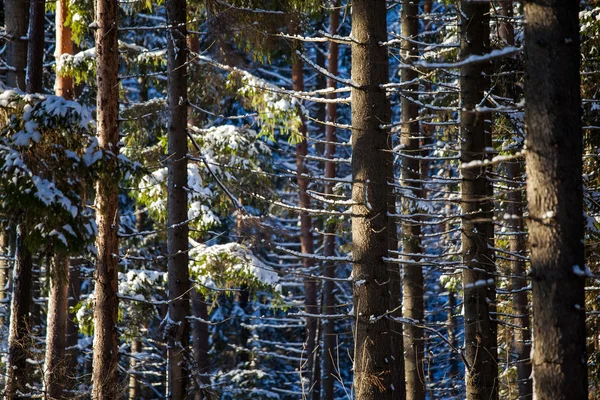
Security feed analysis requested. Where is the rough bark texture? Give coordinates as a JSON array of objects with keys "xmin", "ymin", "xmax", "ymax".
[
  {"xmin": 291, "ymin": 45, "xmax": 319, "ymax": 398},
  {"xmin": 5, "ymin": 0, "xmax": 28, "ymax": 89},
  {"xmin": 458, "ymin": 1, "xmax": 497, "ymax": 399},
  {"xmin": 400, "ymin": 1, "xmax": 425, "ymax": 399},
  {"xmin": 5, "ymin": 226, "xmax": 33, "ymax": 399},
  {"xmin": 55, "ymin": 0, "xmax": 74, "ymax": 99},
  {"xmin": 166, "ymin": 0, "xmax": 190, "ymax": 396},
  {"xmin": 44, "ymin": 255, "xmax": 70, "ymax": 399},
  {"xmin": 321, "ymin": 3, "xmax": 339, "ymax": 399},
  {"xmin": 351, "ymin": 1, "xmax": 404, "ymax": 398},
  {"xmin": 92, "ymin": 0, "xmax": 121, "ymax": 395},
  {"xmin": 524, "ymin": 1, "xmax": 588, "ymax": 399},
  {"xmin": 26, "ymin": 0, "xmax": 45, "ymax": 93}
]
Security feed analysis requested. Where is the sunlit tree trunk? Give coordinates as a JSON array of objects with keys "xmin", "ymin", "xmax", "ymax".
[
  {"xmin": 351, "ymin": 1, "xmax": 404, "ymax": 398},
  {"xmin": 524, "ymin": 1, "xmax": 588, "ymax": 399},
  {"xmin": 91, "ymin": 0, "xmax": 120, "ymax": 395}
]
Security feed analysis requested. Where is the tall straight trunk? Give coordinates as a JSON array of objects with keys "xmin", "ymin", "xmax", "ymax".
[
  {"xmin": 351, "ymin": 1, "xmax": 404, "ymax": 398},
  {"xmin": 26, "ymin": 0, "xmax": 44, "ymax": 93},
  {"xmin": 498, "ymin": 2, "xmax": 532, "ymax": 397},
  {"xmin": 321, "ymin": 3, "xmax": 339, "ymax": 399},
  {"xmin": 458, "ymin": 2, "xmax": 497, "ymax": 399},
  {"xmin": 92, "ymin": 0, "xmax": 120, "ymax": 395},
  {"xmin": 44, "ymin": 255, "xmax": 70, "ymax": 398},
  {"xmin": 0, "ymin": 233, "xmax": 8, "ymax": 326},
  {"xmin": 129, "ymin": 339, "xmax": 141, "ymax": 400},
  {"xmin": 55, "ymin": 0, "xmax": 74, "ymax": 99},
  {"xmin": 166, "ymin": 0, "xmax": 190, "ymax": 396},
  {"xmin": 400, "ymin": 1, "xmax": 425, "ymax": 399},
  {"xmin": 290, "ymin": 21, "xmax": 318, "ymax": 396},
  {"xmin": 5, "ymin": 0, "xmax": 28, "ymax": 89},
  {"xmin": 524, "ymin": 1, "xmax": 587, "ymax": 399},
  {"xmin": 5, "ymin": 225, "xmax": 33, "ymax": 399}
]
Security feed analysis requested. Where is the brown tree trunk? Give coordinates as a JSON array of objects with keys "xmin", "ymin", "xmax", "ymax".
[
  {"xmin": 458, "ymin": 1, "xmax": 497, "ymax": 399},
  {"xmin": 289, "ymin": 20, "xmax": 318, "ymax": 397},
  {"xmin": 524, "ymin": 1, "xmax": 588, "ymax": 399},
  {"xmin": 91, "ymin": 0, "xmax": 120, "ymax": 395},
  {"xmin": 44, "ymin": 255, "xmax": 70, "ymax": 399},
  {"xmin": 129, "ymin": 339, "xmax": 141, "ymax": 400},
  {"xmin": 166, "ymin": 0, "xmax": 190, "ymax": 396},
  {"xmin": 5, "ymin": 0, "xmax": 28, "ymax": 89},
  {"xmin": 400, "ymin": 1, "xmax": 425, "ymax": 399},
  {"xmin": 5, "ymin": 225, "xmax": 33, "ymax": 399},
  {"xmin": 498, "ymin": 2, "xmax": 532, "ymax": 398},
  {"xmin": 321, "ymin": 3, "xmax": 339, "ymax": 399},
  {"xmin": 351, "ymin": 1, "xmax": 404, "ymax": 398},
  {"xmin": 26, "ymin": 0, "xmax": 44, "ymax": 93},
  {"xmin": 55, "ymin": 0, "xmax": 74, "ymax": 99}
]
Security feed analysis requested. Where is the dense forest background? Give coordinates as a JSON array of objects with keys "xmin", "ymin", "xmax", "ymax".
[{"xmin": 0, "ymin": 0, "xmax": 598, "ymax": 399}]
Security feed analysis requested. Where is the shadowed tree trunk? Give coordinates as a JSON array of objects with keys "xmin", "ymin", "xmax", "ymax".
[
  {"xmin": 400, "ymin": 1, "xmax": 425, "ymax": 399},
  {"xmin": 321, "ymin": 2, "xmax": 339, "ymax": 399},
  {"xmin": 524, "ymin": 0, "xmax": 588, "ymax": 399},
  {"xmin": 351, "ymin": 1, "xmax": 404, "ymax": 398},
  {"xmin": 5, "ymin": 225, "xmax": 33, "ymax": 399},
  {"xmin": 91, "ymin": 0, "xmax": 121, "ymax": 395},
  {"xmin": 5, "ymin": 0, "xmax": 28, "ymax": 89},
  {"xmin": 44, "ymin": 255, "xmax": 70, "ymax": 398},
  {"xmin": 166, "ymin": 0, "xmax": 190, "ymax": 396},
  {"xmin": 289, "ymin": 19, "xmax": 318, "ymax": 397},
  {"xmin": 498, "ymin": 1, "xmax": 532, "ymax": 397},
  {"xmin": 458, "ymin": 1, "xmax": 497, "ymax": 399},
  {"xmin": 26, "ymin": 0, "xmax": 44, "ymax": 93}
]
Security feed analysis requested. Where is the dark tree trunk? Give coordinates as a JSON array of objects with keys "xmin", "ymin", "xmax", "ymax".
[
  {"xmin": 400, "ymin": 1, "xmax": 425, "ymax": 399},
  {"xmin": 44, "ymin": 255, "xmax": 70, "ymax": 398},
  {"xmin": 289, "ymin": 20, "xmax": 319, "ymax": 397},
  {"xmin": 166, "ymin": 0, "xmax": 190, "ymax": 396},
  {"xmin": 5, "ymin": 225, "xmax": 33, "ymax": 399},
  {"xmin": 92, "ymin": 0, "xmax": 120, "ymax": 395},
  {"xmin": 351, "ymin": 1, "xmax": 404, "ymax": 398},
  {"xmin": 321, "ymin": 3, "xmax": 339, "ymax": 399},
  {"xmin": 524, "ymin": 1, "xmax": 588, "ymax": 399},
  {"xmin": 26, "ymin": 0, "xmax": 44, "ymax": 93},
  {"xmin": 5, "ymin": 0, "xmax": 28, "ymax": 89},
  {"xmin": 458, "ymin": 1, "xmax": 497, "ymax": 399}
]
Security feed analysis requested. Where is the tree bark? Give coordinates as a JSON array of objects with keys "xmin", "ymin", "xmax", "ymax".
[
  {"xmin": 524, "ymin": 1, "xmax": 588, "ymax": 399},
  {"xmin": 321, "ymin": 3, "xmax": 339, "ymax": 399},
  {"xmin": 400, "ymin": 1, "xmax": 425, "ymax": 399},
  {"xmin": 55, "ymin": 0, "xmax": 74, "ymax": 99},
  {"xmin": 26, "ymin": 0, "xmax": 45, "ymax": 93},
  {"xmin": 351, "ymin": 1, "xmax": 404, "ymax": 398},
  {"xmin": 129, "ymin": 339, "xmax": 141, "ymax": 400},
  {"xmin": 5, "ymin": 225, "xmax": 33, "ymax": 399},
  {"xmin": 458, "ymin": 1, "xmax": 497, "ymax": 399},
  {"xmin": 166, "ymin": 0, "xmax": 190, "ymax": 396},
  {"xmin": 0, "ymin": 233, "xmax": 8, "ymax": 327},
  {"xmin": 44, "ymin": 255, "xmax": 70, "ymax": 399},
  {"xmin": 92, "ymin": 0, "xmax": 120, "ymax": 396},
  {"xmin": 5, "ymin": 0, "xmax": 28, "ymax": 89}
]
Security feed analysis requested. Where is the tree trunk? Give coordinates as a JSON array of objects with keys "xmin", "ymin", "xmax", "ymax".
[
  {"xmin": 498, "ymin": 2, "xmax": 532, "ymax": 398},
  {"xmin": 321, "ymin": 3, "xmax": 339, "ymax": 399},
  {"xmin": 5, "ymin": 225, "xmax": 33, "ymax": 399},
  {"xmin": 400, "ymin": 1, "xmax": 425, "ymax": 399},
  {"xmin": 92, "ymin": 0, "xmax": 120, "ymax": 395},
  {"xmin": 0, "ymin": 233, "xmax": 8, "ymax": 327},
  {"xmin": 26, "ymin": 0, "xmax": 44, "ymax": 93},
  {"xmin": 458, "ymin": 1, "xmax": 497, "ymax": 399},
  {"xmin": 289, "ymin": 19, "xmax": 319, "ymax": 397},
  {"xmin": 5, "ymin": 0, "xmax": 28, "ymax": 89},
  {"xmin": 129, "ymin": 339, "xmax": 141, "ymax": 400},
  {"xmin": 55, "ymin": 0, "xmax": 74, "ymax": 99},
  {"xmin": 524, "ymin": 1, "xmax": 588, "ymax": 399},
  {"xmin": 166, "ymin": 0, "xmax": 190, "ymax": 396},
  {"xmin": 44, "ymin": 254, "xmax": 70, "ymax": 399},
  {"xmin": 351, "ymin": 1, "xmax": 404, "ymax": 398}
]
